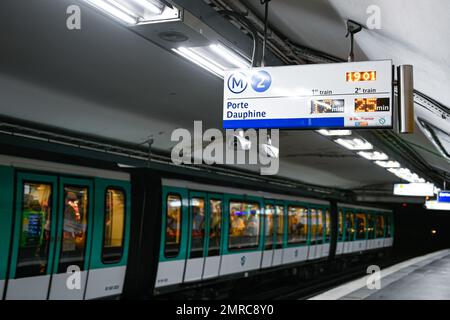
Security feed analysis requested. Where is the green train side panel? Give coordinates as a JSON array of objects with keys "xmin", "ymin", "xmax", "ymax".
[
  {"xmin": 89, "ymin": 178, "xmax": 131, "ymax": 270},
  {"xmin": 159, "ymin": 186, "xmax": 189, "ymax": 262},
  {"xmin": 0, "ymin": 166, "xmax": 14, "ymax": 281}
]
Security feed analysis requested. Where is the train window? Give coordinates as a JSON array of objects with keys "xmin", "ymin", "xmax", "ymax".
[
  {"xmin": 264, "ymin": 204, "xmax": 275, "ymax": 249},
  {"xmin": 376, "ymin": 215, "xmax": 385, "ymax": 238},
  {"xmin": 189, "ymin": 197, "xmax": 205, "ymax": 259},
  {"xmin": 102, "ymin": 188, "xmax": 125, "ymax": 264},
  {"xmin": 229, "ymin": 201, "xmax": 260, "ymax": 250},
  {"xmin": 16, "ymin": 182, "xmax": 53, "ymax": 278},
  {"xmin": 317, "ymin": 209, "xmax": 324, "ymax": 243},
  {"xmin": 287, "ymin": 206, "xmax": 308, "ymax": 245},
  {"xmin": 208, "ymin": 199, "xmax": 222, "ymax": 256},
  {"xmin": 164, "ymin": 194, "xmax": 182, "ymax": 258},
  {"xmin": 355, "ymin": 213, "xmax": 366, "ymax": 240},
  {"xmin": 338, "ymin": 210, "xmax": 344, "ymax": 240},
  {"xmin": 275, "ymin": 205, "xmax": 284, "ymax": 248},
  {"xmin": 345, "ymin": 212, "xmax": 355, "ymax": 241},
  {"xmin": 325, "ymin": 210, "xmax": 331, "ymax": 242},
  {"xmin": 59, "ymin": 185, "xmax": 89, "ymax": 271}
]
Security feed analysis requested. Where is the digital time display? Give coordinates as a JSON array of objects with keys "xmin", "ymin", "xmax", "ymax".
[
  {"xmin": 355, "ymin": 98, "xmax": 390, "ymax": 112},
  {"xmin": 346, "ymin": 71, "xmax": 376, "ymax": 82}
]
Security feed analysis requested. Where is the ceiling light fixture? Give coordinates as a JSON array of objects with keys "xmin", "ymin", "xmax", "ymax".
[
  {"xmin": 358, "ymin": 151, "xmax": 389, "ymax": 161},
  {"xmin": 387, "ymin": 168, "xmax": 425, "ymax": 183},
  {"xmin": 172, "ymin": 47, "xmax": 226, "ymax": 78},
  {"xmin": 86, "ymin": 0, "xmax": 137, "ymax": 24},
  {"xmin": 317, "ymin": 129, "xmax": 352, "ymax": 136},
  {"xmin": 173, "ymin": 44, "xmax": 251, "ymax": 78},
  {"xmin": 374, "ymin": 160, "xmax": 401, "ymax": 168},
  {"xmin": 134, "ymin": 0, "xmax": 165, "ymax": 14},
  {"xmin": 85, "ymin": 0, "xmax": 180, "ymax": 25},
  {"xmin": 209, "ymin": 44, "xmax": 250, "ymax": 69},
  {"xmin": 334, "ymin": 138, "xmax": 373, "ymax": 150}
]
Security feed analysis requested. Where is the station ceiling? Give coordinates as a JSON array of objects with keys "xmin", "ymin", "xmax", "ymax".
[{"xmin": 0, "ymin": 0, "xmax": 448, "ymax": 190}]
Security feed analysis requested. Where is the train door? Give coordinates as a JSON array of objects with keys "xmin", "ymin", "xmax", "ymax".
[
  {"xmin": 0, "ymin": 166, "xmax": 14, "ymax": 300},
  {"xmin": 343, "ymin": 209, "xmax": 355, "ymax": 254},
  {"xmin": 384, "ymin": 213, "xmax": 394, "ymax": 248},
  {"xmin": 261, "ymin": 200, "xmax": 276, "ymax": 268},
  {"xmin": 202, "ymin": 194, "xmax": 223, "ymax": 280},
  {"xmin": 335, "ymin": 209, "xmax": 344, "ymax": 255},
  {"xmin": 272, "ymin": 203, "xmax": 285, "ymax": 266},
  {"xmin": 375, "ymin": 213, "xmax": 385, "ymax": 248},
  {"xmin": 322, "ymin": 209, "xmax": 331, "ymax": 257},
  {"xmin": 48, "ymin": 177, "xmax": 93, "ymax": 299},
  {"xmin": 366, "ymin": 212, "xmax": 376, "ymax": 250},
  {"xmin": 307, "ymin": 206, "xmax": 318, "ymax": 260},
  {"xmin": 282, "ymin": 204, "xmax": 308, "ymax": 265},
  {"xmin": 183, "ymin": 191, "xmax": 207, "ymax": 283},
  {"xmin": 354, "ymin": 211, "xmax": 367, "ymax": 252},
  {"xmin": 314, "ymin": 207, "xmax": 325, "ymax": 259},
  {"xmin": 84, "ymin": 178, "xmax": 130, "ymax": 299},
  {"xmin": 155, "ymin": 187, "xmax": 188, "ymax": 289},
  {"xmin": 6, "ymin": 173, "xmax": 58, "ymax": 299}
]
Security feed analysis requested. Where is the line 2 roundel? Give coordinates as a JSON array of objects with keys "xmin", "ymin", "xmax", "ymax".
[
  {"xmin": 251, "ymin": 70, "xmax": 272, "ymax": 93},
  {"xmin": 227, "ymin": 72, "xmax": 248, "ymax": 94}
]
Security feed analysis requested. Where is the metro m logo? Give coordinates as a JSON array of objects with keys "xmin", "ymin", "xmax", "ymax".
[{"xmin": 227, "ymin": 72, "xmax": 248, "ymax": 94}]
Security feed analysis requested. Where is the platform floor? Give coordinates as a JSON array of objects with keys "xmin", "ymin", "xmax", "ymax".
[{"xmin": 310, "ymin": 249, "xmax": 450, "ymax": 300}]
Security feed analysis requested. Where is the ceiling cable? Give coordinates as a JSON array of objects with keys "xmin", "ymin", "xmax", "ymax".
[{"xmin": 260, "ymin": 0, "xmax": 271, "ymax": 67}]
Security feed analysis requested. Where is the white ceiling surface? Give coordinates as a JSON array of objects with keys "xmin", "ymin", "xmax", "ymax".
[{"xmin": 0, "ymin": 0, "xmax": 446, "ymax": 190}]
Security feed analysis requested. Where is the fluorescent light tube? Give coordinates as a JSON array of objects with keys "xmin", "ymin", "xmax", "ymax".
[
  {"xmin": 85, "ymin": 0, "xmax": 177, "ymax": 25},
  {"xmin": 209, "ymin": 44, "xmax": 250, "ymax": 69},
  {"xmin": 173, "ymin": 47, "xmax": 225, "ymax": 78},
  {"xmin": 374, "ymin": 160, "xmax": 400, "ymax": 168},
  {"xmin": 334, "ymin": 138, "xmax": 373, "ymax": 150},
  {"xmin": 387, "ymin": 168, "xmax": 425, "ymax": 183},
  {"xmin": 358, "ymin": 151, "xmax": 389, "ymax": 161},
  {"xmin": 317, "ymin": 129, "xmax": 352, "ymax": 136},
  {"xmin": 86, "ymin": 0, "xmax": 137, "ymax": 24},
  {"xmin": 134, "ymin": 0, "xmax": 164, "ymax": 14}
]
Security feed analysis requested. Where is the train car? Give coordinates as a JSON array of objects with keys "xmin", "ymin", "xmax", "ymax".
[
  {"xmin": 0, "ymin": 155, "xmax": 131, "ymax": 300},
  {"xmin": 0, "ymin": 153, "xmax": 394, "ymax": 300},
  {"xmin": 152, "ymin": 180, "xmax": 394, "ymax": 295},
  {"xmin": 335, "ymin": 203, "xmax": 394, "ymax": 256}
]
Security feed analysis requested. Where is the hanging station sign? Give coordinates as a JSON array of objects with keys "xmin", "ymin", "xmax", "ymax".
[
  {"xmin": 393, "ymin": 183, "xmax": 435, "ymax": 197},
  {"xmin": 223, "ymin": 60, "xmax": 393, "ymax": 129}
]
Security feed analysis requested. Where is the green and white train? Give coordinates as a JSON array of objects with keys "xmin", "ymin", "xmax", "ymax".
[{"xmin": 0, "ymin": 154, "xmax": 394, "ymax": 299}]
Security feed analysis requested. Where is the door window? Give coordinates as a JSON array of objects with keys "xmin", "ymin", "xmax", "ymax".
[
  {"xmin": 189, "ymin": 197, "xmax": 205, "ymax": 259},
  {"xmin": 264, "ymin": 204, "xmax": 275, "ymax": 249},
  {"xmin": 164, "ymin": 194, "xmax": 182, "ymax": 258},
  {"xmin": 16, "ymin": 182, "xmax": 53, "ymax": 278},
  {"xmin": 102, "ymin": 188, "xmax": 125, "ymax": 263},
  {"xmin": 208, "ymin": 199, "xmax": 222, "ymax": 256},
  {"xmin": 58, "ymin": 186, "xmax": 88, "ymax": 272}
]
